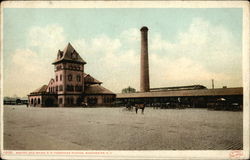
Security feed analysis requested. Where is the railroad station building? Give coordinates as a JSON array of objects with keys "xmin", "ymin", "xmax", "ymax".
[{"xmin": 28, "ymin": 43, "xmax": 115, "ymax": 107}]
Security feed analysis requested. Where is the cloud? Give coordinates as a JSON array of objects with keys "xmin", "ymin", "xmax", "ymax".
[
  {"xmin": 72, "ymin": 32, "xmax": 140, "ymax": 93},
  {"xmin": 120, "ymin": 28, "xmax": 140, "ymax": 44},
  {"xmin": 4, "ymin": 24, "xmax": 65, "ymax": 97},
  {"xmin": 4, "ymin": 49, "xmax": 54, "ymax": 97},
  {"xmin": 149, "ymin": 55, "xmax": 231, "ymax": 88},
  {"xmin": 4, "ymin": 18, "xmax": 242, "ymax": 97},
  {"xmin": 28, "ymin": 24, "xmax": 66, "ymax": 51},
  {"xmin": 149, "ymin": 18, "xmax": 242, "ymax": 88}
]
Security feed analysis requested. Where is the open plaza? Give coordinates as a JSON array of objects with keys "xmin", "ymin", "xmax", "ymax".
[{"xmin": 4, "ymin": 105, "xmax": 242, "ymax": 150}]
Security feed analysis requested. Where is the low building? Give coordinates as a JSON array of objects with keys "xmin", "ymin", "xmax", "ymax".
[
  {"xmin": 4, "ymin": 97, "xmax": 28, "ymax": 105},
  {"xmin": 28, "ymin": 43, "xmax": 116, "ymax": 107},
  {"xmin": 116, "ymin": 86, "xmax": 243, "ymax": 109}
]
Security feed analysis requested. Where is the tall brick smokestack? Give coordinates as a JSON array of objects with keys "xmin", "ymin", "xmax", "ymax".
[{"xmin": 140, "ymin": 26, "xmax": 150, "ymax": 92}]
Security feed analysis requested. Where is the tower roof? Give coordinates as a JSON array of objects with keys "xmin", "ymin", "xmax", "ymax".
[{"xmin": 52, "ymin": 43, "xmax": 86, "ymax": 65}]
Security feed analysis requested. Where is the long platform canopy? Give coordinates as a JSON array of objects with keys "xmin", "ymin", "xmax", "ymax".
[{"xmin": 116, "ymin": 87, "xmax": 243, "ymax": 99}]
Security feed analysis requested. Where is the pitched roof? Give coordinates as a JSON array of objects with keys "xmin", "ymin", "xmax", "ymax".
[
  {"xmin": 150, "ymin": 85, "xmax": 207, "ymax": 91},
  {"xmin": 116, "ymin": 87, "xmax": 243, "ymax": 98},
  {"xmin": 53, "ymin": 43, "xmax": 86, "ymax": 64},
  {"xmin": 48, "ymin": 78, "xmax": 55, "ymax": 84},
  {"xmin": 30, "ymin": 85, "xmax": 48, "ymax": 94},
  {"xmin": 85, "ymin": 84, "xmax": 115, "ymax": 95},
  {"xmin": 84, "ymin": 73, "xmax": 102, "ymax": 84}
]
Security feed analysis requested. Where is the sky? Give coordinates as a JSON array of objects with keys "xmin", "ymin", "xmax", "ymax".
[{"xmin": 3, "ymin": 8, "xmax": 243, "ymax": 97}]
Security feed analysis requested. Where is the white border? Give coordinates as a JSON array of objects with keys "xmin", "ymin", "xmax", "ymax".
[
  {"xmin": 0, "ymin": 1, "xmax": 248, "ymax": 8},
  {"xmin": 0, "ymin": 0, "xmax": 4, "ymax": 158},
  {"xmin": 1, "ymin": 1, "xmax": 249, "ymax": 159}
]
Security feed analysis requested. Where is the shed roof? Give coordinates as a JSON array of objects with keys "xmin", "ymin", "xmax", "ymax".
[
  {"xmin": 53, "ymin": 43, "xmax": 86, "ymax": 64},
  {"xmin": 116, "ymin": 87, "xmax": 243, "ymax": 98},
  {"xmin": 85, "ymin": 84, "xmax": 115, "ymax": 95}
]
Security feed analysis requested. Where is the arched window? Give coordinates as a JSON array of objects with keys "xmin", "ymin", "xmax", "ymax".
[
  {"xmin": 71, "ymin": 98, "xmax": 74, "ymax": 104},
  {"xmin": 77, "ymin": 97, "xmax": 82, "ymax": 105},
  {"xmin": 34, "ymin": 98, "xmax": 37, "ymax": 105},
  {"xmin": 59, "ymin": 85, "xmax": 63, "ymax": 91},
  {"xmin": 66, "ymin": 97, "xmax": 70, "ymax": 104},
  {"xmin": 76, "ymin": 75, "xmax": 81, "ymax": 82},
  {"xmin": 71, "ymin": 52, "xmax": 77, "ymax": 60},
  {"xmin": 38, "ymin": 98, "xmax": 40, "ymax": 104},
  {"xmin": 68, "ymin": 74, "xmax": 72, "ymax": 81},
  {"xmin": 75, "ymin": 85, "xmax": 82, "ymax": 92},
  {"xmin": 59, "ymin": 98, "xmax": 63, "ymax": 104},
  {"xmin": 31, "ymin": 98, "xmax": 33, "ymax": 104}
]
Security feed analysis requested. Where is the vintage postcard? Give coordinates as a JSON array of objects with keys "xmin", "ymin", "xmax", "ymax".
[{"xmin": 1, "ymin": 1, "xmax": 249, "ymax": 159}]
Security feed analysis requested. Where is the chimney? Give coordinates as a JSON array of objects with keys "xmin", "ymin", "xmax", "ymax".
[
  {"xmin": 140, "ymin": 26, "xmax": 150, "ymax": 92},
  {"xmin": 212, "ymin": 79, "xmax": 214, "ymax": 89}
]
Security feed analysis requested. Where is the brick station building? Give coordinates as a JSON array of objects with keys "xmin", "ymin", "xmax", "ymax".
[{"xmin": 28, "ymin": 43, "xmax": 115, "ymax": 107}]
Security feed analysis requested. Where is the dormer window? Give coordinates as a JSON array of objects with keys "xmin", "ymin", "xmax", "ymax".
[
  {"xmin": 57, "ymin": 50, "xmax": 63, "ymax": 59},
  {"xmin": 71, "ymin": 51, "xmax": 77, "ymax": 60}
]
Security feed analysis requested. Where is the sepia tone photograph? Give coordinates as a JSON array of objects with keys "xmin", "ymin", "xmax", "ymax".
[{"xmin": 1, "ymin": 1, "xmax": 249, "ymax": 159}]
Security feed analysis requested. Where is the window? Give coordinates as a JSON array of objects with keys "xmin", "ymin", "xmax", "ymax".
[
  {"xmin": 75, "ymin": 85, "xmax": 82, "ymax": 92},
  {"xmin": 66, "ymin": 97, "xmax": 74, "ymax": 104},
  {"xmin": 59, "ymin": 98, "xmax": 63, "ymax": 104},
  {"xmin": 31, "ymin": 99, "xmax": 33, "ymax": 104},
  {"xmin": 59, "ymin": 85, "xmax": 63, "ymax": 91},
  {"xmin": 56, "ymin": 65, "xmax": 62, "ymax": 71},
  {"xmin": 38, "ymin": 98, "xmax": 40, "ymax": 104},
  {"xmin": 68, "ymin": 74, "xmax": 72, "ymax": 81},
  {"xmin": 66, "ymin": 85, "xmax": 74, "ymax": 91},
  {"xmin": 58, "ymin": 51, "xmax": 63, "ymax": 59},
  {"xmin": 56, "ymin": 75, "xmax": 58, "ymax": 82},
  {"xmin": 76, "ymin": 75, "xmax": 81, "ymax": 82},
  {"xmin": 60, "ymin": 74, "xmax": 62, "ymax": 81},
  {"xmin": 56, "ymin": 86, "xmax": 58, "ymax": 92},
  {"xmin": 71, "ymin": 98, "xmax": 74, "ymax": 104},
  {"xmin": 71, "ymin": 52, "xmax": 77, "ymax": 59}
]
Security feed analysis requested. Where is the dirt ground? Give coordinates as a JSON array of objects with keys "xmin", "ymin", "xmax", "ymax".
[{"xmin": 3, "ymin": 105, "xmax": 243, "ymax": 150}]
